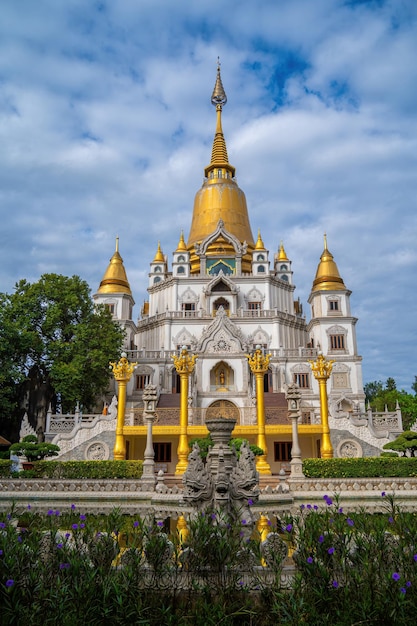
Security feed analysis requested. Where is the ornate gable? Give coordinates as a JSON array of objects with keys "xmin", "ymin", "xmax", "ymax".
[
  {"xmin": 195, "ymin": 219, "xmax": 247, "ymax": 256},
  {"xmin": 197, "ymin": 306, "xmax": 248, "ymax": 353},
  {"xmin": 204, "ymin": 271, "xmax": 239, "ymax": 296}
]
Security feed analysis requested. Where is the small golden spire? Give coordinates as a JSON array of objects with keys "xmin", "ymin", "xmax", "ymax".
[
  {"xmin": 255, "ymin": 230, "xmax": 266, "ymax": 250},
  {"xmin": 176, "ymin": 231, "xmax": 187, "ymax": 252},
  {"xmin": 205, "ymin": 59, "xmax": 234, "ymax": 176},
  {"xmin": 277, "ymin": 241, "xmax": 289, "ymax": 261},
  {"xmin": 97, "ymin": 238, "xmax": 131, "ymax": 295},
  {"xmin": 153, "ymin": 241, "xmax": 165, "ymax": 263},
  {"xmin": 312, "ymin": 235, "xmax": 346, "ymax": 292}
]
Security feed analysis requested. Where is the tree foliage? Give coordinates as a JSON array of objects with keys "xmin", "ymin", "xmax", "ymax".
[
  {"xmin": 364, "ymin": 377, "xmax": 417, "ymax": 431},
  {"xmin": 0, "ymin": 274, "xmax": 124, "ymax": 438},
  {"xmin": 383, "ymin": 431, "xmax": 417, "ymax": 457}
]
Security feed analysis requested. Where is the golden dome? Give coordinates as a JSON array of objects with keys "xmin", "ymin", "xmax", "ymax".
[
  {"xmin": 312, "ymin": 234, "xmax": 346, "ymax": 292},
  {"xmin": 153, "ymin": 241, "xmax": 165, "ymax": 263},
  {"xmin": 277, "ymin": 241, "xmax": 289, "ymax": 261},
  {"xmin": 187, "ymin": 62, "xmax": 255, "ymax": 272},
  {"xmin": 176, "ymin": 231, "xmax": 187, "ymax": 252},
  {"xmin": 97, "ymin": 237, "xmax": 132, "ymax": 295},
  {"xmin": 255, "ymin": 230, "xmax": 266, "ymax": 250}
]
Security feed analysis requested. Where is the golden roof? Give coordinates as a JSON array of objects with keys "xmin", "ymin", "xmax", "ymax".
[
  {"xmin": 277, "ymin": 241, "xmax": 289, "ymax": 261},
  {"xmin": 176, "ymin": 231, "xmax": 187, "ymax": 252},
  {"xmin": 187, "ymin": 62, "xmax": 255, "ymax": 272},
  {"xmin": 312, "ymin": 234, "xmax": 346, "ymax": 292},
  {"xmin": 153, "ymin": 241, "xmax": 165, "ymax": 263},
  {"xmin": 97, "ymin": 237, "xmax": 132, "ymax": 295},
  {"xmin": 255, "ymin": 230, "xmax": 266, "ymax": 250}
]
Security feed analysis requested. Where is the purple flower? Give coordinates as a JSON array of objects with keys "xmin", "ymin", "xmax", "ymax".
[
  {"xmin": 0, "ymin": 522, "xmax": 6, "ymax": 529},
  {"xmin": 17, "ymin": 536, "xmax": 22, "ymax": 543},
  {"xmin": 55, "ymin": 510, "xmax": 60, "ymax": 516},
  {"xmin": 400, "ymin": 587, "xmax": 406, "ymax": 594},
  {"xmin": 5, "ymin": 579, "xmax": 14, "ymax": 587},
  {"xmin": 72, "ymin": 524, "xmax": 78, "ymax": 531},
  {"xmin": 307, "ymin": 504, "xmax": 312, "ymax": 510},
  {"xmin": 157, "ymin": 521, "xmax": 164, "ymax": 527},
  {"xmin": 0, "ymin": 550, "xmax": 3, "ymax": 556},
  {"xmin": 27, "ymin": 504, "xmax": 31, "ymax": 510},
  {"xmin": 313, "ymin": 505, "xmax": 318, "ymax": 510},
  {"xmin": 80, "ymin": 523, "xmax": 85, "ymax": 529},
  {"xmin": 323, "ymin": 495, "xmax": 333, "ymax": 506},
  {"xmin": 328, "ymin": 547, "xmax": 335, "ymax": 555},
  {"xmin": 239, "ymin": 531, "xmax": 244, "ymax": 537},
  {"xmin": 318, "ymin": 535, "xmax": 324, "ymax": 543},
  {"xmin": 332, "ymin": 580, "xmax": 339, "ymax": 588},
  {"xmin": 347, "ymin": 518, "xmax": 354, "ymax": 527},
  {"xmin": 47, "ymin": 509, "xmax": 54, "ymax": 516},
  {"xmin": 133, "ymin": 521, "xmax": 139, "ymax": 528},
  {"xmin": 65, "ymin": 533, "xmax": 70, "ymax": 539},
  {"xmin": 267, "ymin": 520, "xmax": 271, "ymax": 526},
  {"xmin": 56, "ymin": 543, "xmax": 63, "ymax": 549},
  {"xmin": 338, "ymin": 507, "xmax": 343, "ymax": 514},
  {"xmin": 300, "ymin": 504, "xmax": 305, "ymax": 510},
  {"xmin": 392, "ymin": 572, "xmax": 400, "ymax": 581},
  {"xmin": 80, "ymin": 514, "xmax": 86, "ymax": 521},
  {"xmin": 381, "ymin": 491, "xmax": 386, "ymax": 497},
  {"xmin": 307, "ymin": 556, "xmax": 313, "ymax": 564},
  {"xmin": 285, "ymin": 523, "xmax": 293, "ymax": 532},
  {"xmin": 389, "ymin": 517, "xmax": 394, "ymax": 524},
  {"xmin": 406, "ymin": 581, "xmax": 411, "ymax": 588},
  {"xmin": 71, "ymin": 504, "xmax": 76, "ymax": 510},
  {"xmin": 211, "ymin": 513, "xmax": 216, "ymax": 520},
  {"xmin": 59, "ymin": 563, "xmax": 70, "ymax": 570},
  {"xmin": 248, "ymin": 499, "xmax": 254, "ymax": 507},
  {"xmin": 242, "ymin": 519, "xmax": 247, "ymax": 525}
]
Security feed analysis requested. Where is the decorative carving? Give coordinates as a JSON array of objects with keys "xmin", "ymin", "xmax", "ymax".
[
  {"xmin": 337, "ymin": 440, "xmax": 362, "ymax": 458},
  {"xmin": 85, "ymin": 442, "xmax": 109, "ymax": 460},
  {"xmin": 19, "ymin": 413, "xmax": 37, "ymax": 441},
  {"xmin": 182, "ymin": 443, "xmax": 214, "ymax": 504},
  {"xmin": 197, "ymin": 307, "xmax": 247, "ymax": 352}
]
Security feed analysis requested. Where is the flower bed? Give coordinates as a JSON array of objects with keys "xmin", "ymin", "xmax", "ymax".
[{"xmin": 1, "ymin": 494, "xmax": 417, "ymax": 624}]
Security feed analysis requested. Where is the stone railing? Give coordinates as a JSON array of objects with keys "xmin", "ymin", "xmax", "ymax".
[{"xmin": 1, "ymin": 476, "xmax": 417, "ymax": 515}]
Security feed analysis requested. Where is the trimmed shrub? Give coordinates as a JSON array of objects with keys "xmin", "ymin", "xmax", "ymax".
[
  {"xmin": 303, "ymin": 457, "xmax": 417, "ymax": 478},
  {"xmin": 18, "ymin": 460, "xmax": 143, "ymax": 480}
]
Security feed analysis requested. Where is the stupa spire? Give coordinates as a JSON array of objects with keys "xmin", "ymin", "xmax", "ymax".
[{"xmin": 97, "ymin": 237, "xmax": 132, "ymax": 295}]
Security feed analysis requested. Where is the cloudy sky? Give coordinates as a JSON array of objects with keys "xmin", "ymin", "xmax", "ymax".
[{"xmin": 1, "ymin": 0, "xmax": 416, "ymax": 391}]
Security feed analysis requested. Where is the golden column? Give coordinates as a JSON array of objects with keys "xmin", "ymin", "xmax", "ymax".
[
  {"xmin": 110, "ymin": 353, "xmax": 137, "ymax": 460},
  {"xmin": 172, "ymin": 347, "xmax": 198, "ymax": 475},
  {"xmin": 308, "ymin": 353, "xmax": 335, "ymax": 459},
  {"xmin": 246, "ymin": 348, "xmax": 272, "ymax": 475}
]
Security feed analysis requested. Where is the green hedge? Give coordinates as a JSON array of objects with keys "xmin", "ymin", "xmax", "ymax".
[
  {"xmin": 11, "ymin": 460, "xmax": 143, "ymax": 480},
  {"xmin": 0, "ymin": 460, "xmax": 12, "ymax": 478},
  {"xmin": 303, "ymin": 457, "xmax": 417, "ymax": 478}
]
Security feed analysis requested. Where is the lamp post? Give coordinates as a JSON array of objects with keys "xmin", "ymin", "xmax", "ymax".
[
  {"xmin": 246, "ymin": 347, "xmax": 272, "ymax": 475},
  {"xmin": 141, "ymin": 384, "xmax": 158, "ymax": 490},
  {"xmin": 172, "ymin": 347, "xmax": 198, "ymax": 474},
  {"xmin": 308, "ymin": 353, "xmax": 335, "ymax": 459},
  {"xmin": 286, "ymin": 382, "xmax": 304, "ymax": 478},
  {"xmin": 110, "ymin": 353, "xmax": 137, "ymax": 460}
]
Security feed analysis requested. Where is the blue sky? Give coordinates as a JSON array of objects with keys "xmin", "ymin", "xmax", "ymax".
[{"xmin": 0, "ymin": 0, "xmax": 416, "ymax": 391}]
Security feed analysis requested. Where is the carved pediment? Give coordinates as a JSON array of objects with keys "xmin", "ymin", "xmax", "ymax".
[
  {"xmin": 204, "ymin": 271, "xmax": 239, "ymax": 296},
  {"xmin": 197, "ymin": 307, "xmax": 248, "ymax": 353},
  {"xmin": 172, "ymin": 327, "xmax": 198, "ymax": 350},
  {"xmin": 195, "ymin": 220, "xmax": 247, "ymax": 256}
]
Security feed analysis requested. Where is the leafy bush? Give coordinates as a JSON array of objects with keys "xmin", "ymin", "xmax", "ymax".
[
  {"xmin": 189, "ymin": 435, "xmax": 263, "ymax": 461},
  {"xmin": 0, "ymin": 460, "xmax": 12, "ymax": 478},
  {"xmin": 30, "ymin": 460, "xmax": 144, "ymax": 479},
  {"xmin": 303, "ymin": 457, "xmax": 417, "ymax": 478},
  {"xmin": 9, "ymin": 435, "xmax": 60, "ymax": 461}
]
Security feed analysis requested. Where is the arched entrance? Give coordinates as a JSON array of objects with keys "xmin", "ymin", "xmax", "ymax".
[{"xmin": 205, "ymin": 400, "xmax": 240, "ymax": 424}]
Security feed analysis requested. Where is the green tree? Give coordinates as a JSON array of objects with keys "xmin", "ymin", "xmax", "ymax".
[
  {"xmin": 365, "ymin": 378, "xmax": 417, "ymax": 431},
  {"xmin": 0, "ymin": 274, "xmax": 124, "ymax": 439},
  {"xmin": 383, "ymin": 431, "xmax": 417, "ymax": 457}
]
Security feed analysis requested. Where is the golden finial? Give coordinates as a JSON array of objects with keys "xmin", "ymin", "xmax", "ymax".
[
  {"xmin": 176, "ymin": 231, "xmax": 187, "ymax": 252},
  {"xmin": 308, "ymin": 353, "xmax": 335, "ymax": 380},
  {"xmin": 115, "ymin": 236, "xmax": 119, "ymax": 253},
  {"xmin": 153, "ymin": 241, "xmax": 165, "ymax": 263},
  {"xmin": 324, "ymin": 233, "xmax": 328, "ymax": 250},
  {"xmin": 255, "ymin": 230, "xmax": 266, "ymax": 250},
  {"xmin": 171, "ymin": 347, "xmax": 198, "ymax": 375},
  {"xmin": 110, "ymin": 353, "xmax": 137, "ymax": 382},
  {"xmin": 278, "ymin": 241, "xmax": 289, "ymax": 261},
  {"xmin": 246, "ymin": 347, "xmax": 271, "ymax": 374}
]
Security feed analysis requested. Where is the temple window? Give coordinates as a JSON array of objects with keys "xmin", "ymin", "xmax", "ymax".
[
  {"xmin": 274, "ymin": 442, "xmax": 292, "ymax": 462},
  {"xmin": 177, "ymin": 266, "xmax": 185, "ymax": 274},
  {"xmin": 256, "ymin": 254, "xmax": 265, "ymax": 261},
  {"xmin": 154, "ymin": 442, "xmax": 171, "ymax": 463},
  {"xmin": 136, "ymin": 374, "xmax": 150, "ymax": 390},
  {"xmin": 257, "ymin": 265, "xmax": 265, "ymax": 273},
  {"xmin": 248, "ymin": 301, "xmax": 261, "ymax": 310},
  {"xmin": 294, "ymin": 373, "xmax": 310, "ymax": 388},
  {"xmin": 330, "ymin": 334, "xmax": 345, "ymax": 350}
]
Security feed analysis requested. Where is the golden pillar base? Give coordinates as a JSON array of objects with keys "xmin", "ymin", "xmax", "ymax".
[{"xmin": 256, "ymin": 454, "xmax": 271, "ymax": 475}]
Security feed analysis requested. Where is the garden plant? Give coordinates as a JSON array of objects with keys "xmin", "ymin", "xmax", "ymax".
[{"xmin": 1, "ymin": 494, "xmax": 417, "ymax": 624}]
